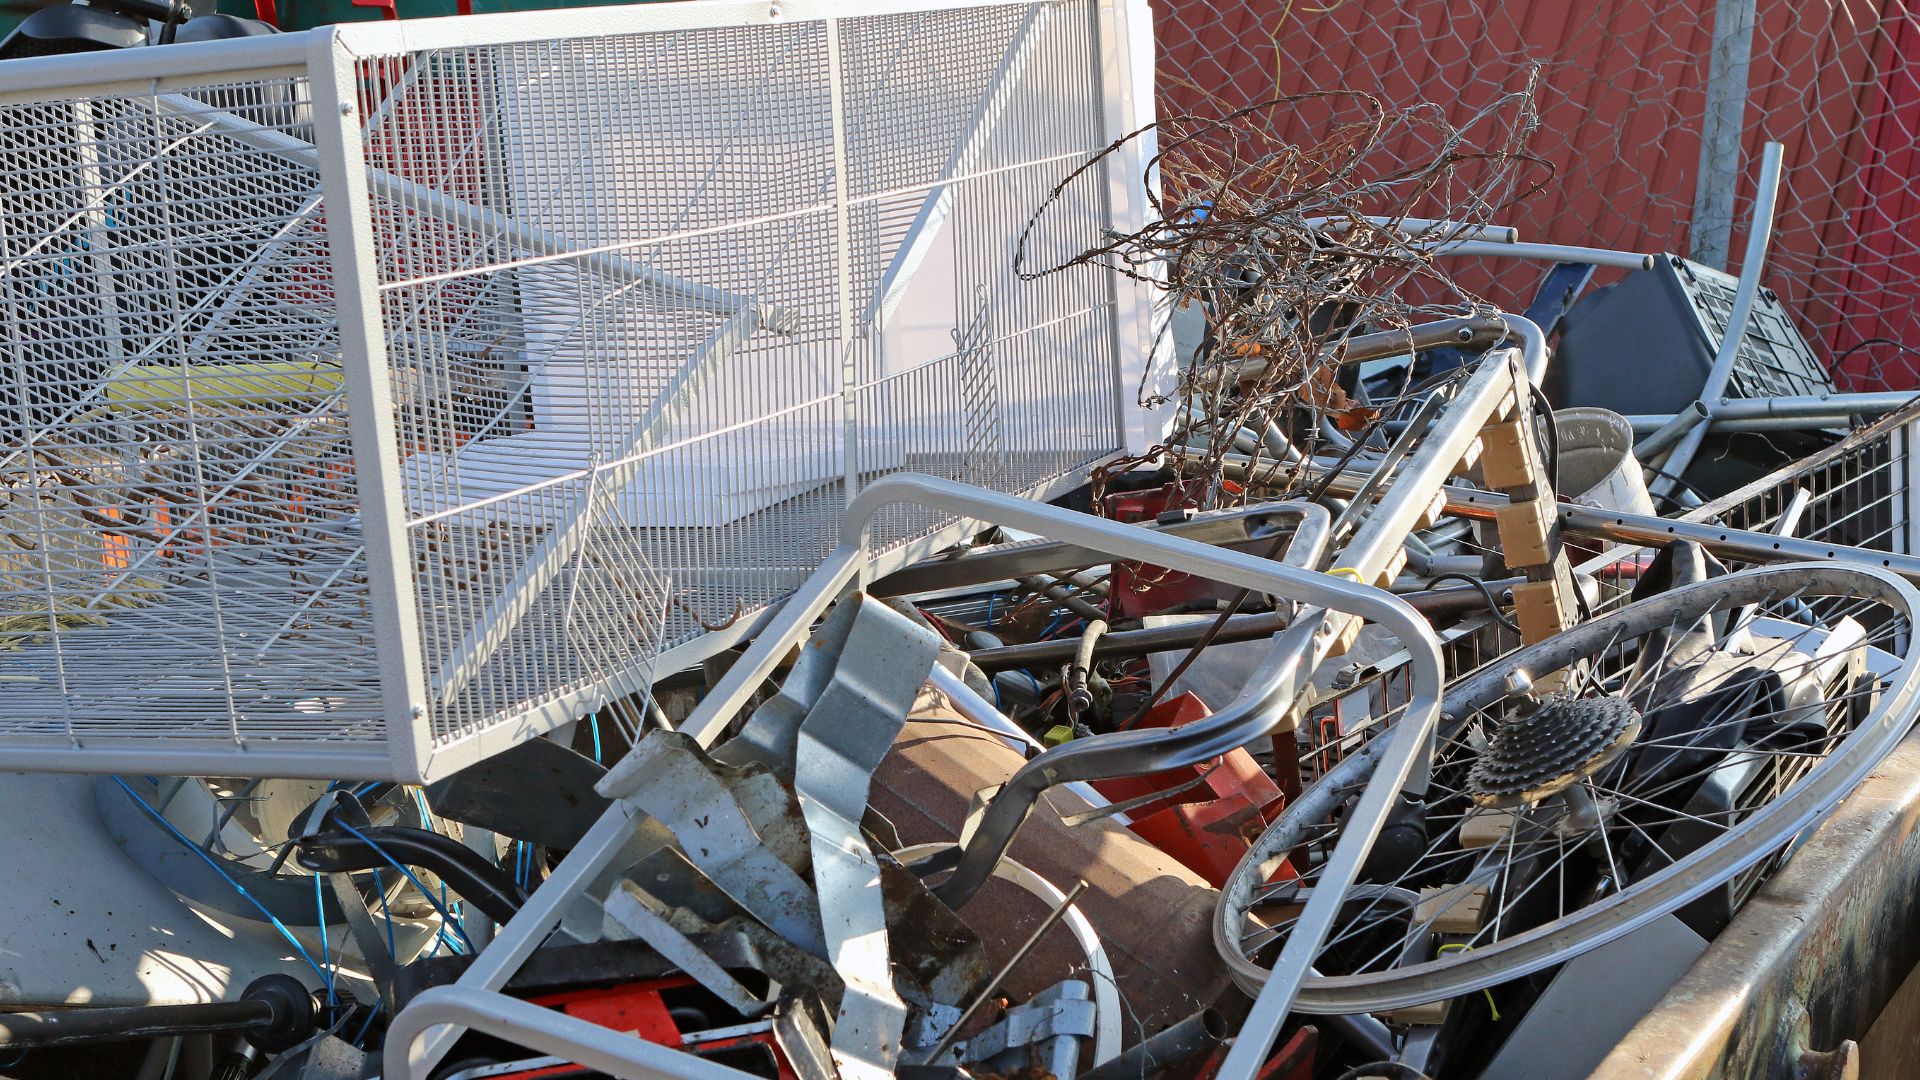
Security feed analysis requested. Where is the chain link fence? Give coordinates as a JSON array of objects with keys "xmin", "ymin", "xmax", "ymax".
[{"xmin": 1154, "ymin": 0, "xmax": 1920, "ymax": 390}]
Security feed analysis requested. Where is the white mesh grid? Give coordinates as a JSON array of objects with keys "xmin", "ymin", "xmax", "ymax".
[
  {"xmin": 0, "ymin": 76, "xmax": 389, "ymax": 754},
  {"xmin": 0, "ymin": 0, "xmax": 1156, "ymax": 779}
]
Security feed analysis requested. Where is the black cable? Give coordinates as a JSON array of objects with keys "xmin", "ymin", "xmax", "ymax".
[
  {"xmin": 1640, "ymin": 463, "xmax": 1712, "ymax": 508},
  {"xmin": 1331, "ymin": 1065, "xmax": 1432, "ymax": 1080},
  {"xmin": 294, "ymin": 825, "xmax": 528, "ymax": 926},
  {"xmin": 1529, "ymin": 382, "xmax": 1559, "ymax": 494},
  {"xmin": 1426, "ymin": 572, "xmax": 1520, "ymax": 633},
  {"xmin": 1834, "ymin": 336, "xmax": 1920, "ymax": 370}
]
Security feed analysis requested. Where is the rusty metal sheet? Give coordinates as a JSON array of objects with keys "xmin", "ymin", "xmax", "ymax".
[{"xmin": 869, "ymin": 687, "xmax": 1235, "ymax": 1035}]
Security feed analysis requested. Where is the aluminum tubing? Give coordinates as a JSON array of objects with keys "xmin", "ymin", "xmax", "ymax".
[
  {"xmin": 1633, "ymin": 401, "xmax": 1710, "ymax": 459},
  {"xmin": 827, "ymin": 477, "xmax": 1442, "ymax": 911},
  {"xmin": 1656, "ymin": 141, "xmax": 1785, "ymax": 494}
]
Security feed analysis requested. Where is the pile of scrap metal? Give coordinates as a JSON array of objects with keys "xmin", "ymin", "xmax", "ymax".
[
  {"xmin": 13, "ymin": 288, "xmax": 1920, "ymax": 1080},
  {"xmin": 7, "ymin": 36, "xmax": 1920, "ymax": 1080},
  {"xmin": 17, "ymin": 384, "xmax": 1920, "ymax": 1080}
]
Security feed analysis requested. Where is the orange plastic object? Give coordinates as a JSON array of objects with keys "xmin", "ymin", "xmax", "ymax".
[{"xmin": 1092, "ymin": 693, "xmax": 1290, "ymax": 887}]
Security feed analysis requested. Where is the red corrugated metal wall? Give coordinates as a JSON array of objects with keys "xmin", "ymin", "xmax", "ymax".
[{"xmin": 1154, "ymin": 0, "xmax": 1920, "ymax": 388}]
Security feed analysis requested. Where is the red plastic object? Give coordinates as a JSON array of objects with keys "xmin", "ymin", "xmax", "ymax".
[
  {"xmin": 531, "ymin": 978, "xmax": 687, "ymax": 1049},
  {"xmin": 481, "ymin": 976, "xmax": 798, "ymax": 1080},
  {"xmin": 472, "ymin": 978, "xmax": 688, "ymax": 1078},
  {"xmin": 1092, "ymin": 694, "xmax": 1289, "ymax": 887},
  {"xmin": 1190, "ymin": 1024, "xmax": 1315, "ymax": 1080},
  {"xmin": 1104, "ymin": 486, "xmax": 1234, "ymax": 619},
  {"xmin": 349, "ymin": 0, "xmax": 400, "ymax": 18},
  {"xmin": 1253, "ymin": 1027, "xmax": 1317, "ymax": 1080}
]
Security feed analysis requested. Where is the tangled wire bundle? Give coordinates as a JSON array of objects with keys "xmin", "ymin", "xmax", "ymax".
[{"xmin": 1018, "ymin": 76, "xmax": 1550, "ymax": 509}]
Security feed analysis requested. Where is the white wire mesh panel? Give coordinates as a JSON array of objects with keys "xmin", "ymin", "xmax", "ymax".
[
  {"xmin": 356, "ymin": 1, "xmax": 1145, "ymax": 765},
  {"xmin": 0, "ymin": 0, "xmax": 1158, "ymax": 780},
  {"xmin": 0, "ymin": 73, "xmax": 398, "ymax": 768}
]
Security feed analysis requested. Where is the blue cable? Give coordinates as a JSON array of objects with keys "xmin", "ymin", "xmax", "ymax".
[
  {"xmin": 410, "ymin": 788, "xmax": 434, "ymax": 827},
  {"xmin": 349, "ymin": 1001, "xmax": 382, "ymax": 1050},
  {"xmin": 437, "ymin": 889, "xmax": 468, "ymax": 956},
  {"xmin": 108, "ymin": 777, "xmax": 331, "ymax": 990},
  {"xmin": 369, "ymin": 867, "xmax": 397, "ymax": 961},
  {"xmin": 589, "ymin": 713, "xmax": 603, "ymax": 763},
  {"xmin": 311, "ymin": 874, "xmax": 337, "ymax": 1004},
  {"xmin": 331, "ymin": 820, "xmax": 474, "ymax": 954},
  {"xmin": 442, "ymin": 888, "xmax": 466, "ymax": 945}
]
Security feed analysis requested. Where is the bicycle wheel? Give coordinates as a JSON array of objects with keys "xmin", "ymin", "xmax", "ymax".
[{"xmin": 1215, "ymin": 562, "xmax": 1920, "ymax": 1015}]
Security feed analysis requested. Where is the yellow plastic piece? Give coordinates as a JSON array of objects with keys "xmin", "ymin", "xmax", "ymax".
[{"xmin": 102, "ymin": 362, "xmax": 345, "ymax": 410}]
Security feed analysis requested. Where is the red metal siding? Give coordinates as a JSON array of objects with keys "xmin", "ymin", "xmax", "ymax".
[{"xmin": 1153, "ymin": 0, "xmax": 1920, "ymax": 387}]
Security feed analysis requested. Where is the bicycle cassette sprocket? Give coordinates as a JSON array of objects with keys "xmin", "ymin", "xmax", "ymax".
[{"xmin": 1466, "ymin": 694, "xmax": 1643, "ymax": 808}]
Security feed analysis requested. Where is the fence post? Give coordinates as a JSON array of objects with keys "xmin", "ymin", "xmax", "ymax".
[{"xmin": 1690, "ymin": 0, "xmax": 1759, "ymax": 270}]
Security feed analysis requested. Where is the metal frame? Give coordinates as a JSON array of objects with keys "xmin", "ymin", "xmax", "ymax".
[
  {"xmin": 384, "ymin": 473, "xmax": 1447, "ymax": 1079},
  {"xmin": 0, "ymin": 0, "xmax": 1167, "ymax": 783},
  {"xmin": 1213, "ymin": 323, "xmax": 1552, "ymax": 1080},
  {"xmin": 387, "ymin": 318, "xmax": 1538, "ymax": 1075}
]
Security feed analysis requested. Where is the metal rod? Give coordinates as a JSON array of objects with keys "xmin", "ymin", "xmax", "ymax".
[
  {"xmin": 1225, "ymin": 313, "xmax": 1508, "ymax": 383},
  {"xmin": 0, "ymin": 1000, "xmax": 276, "ymax": 1049},
  {"xmin": 1633, "ymin": 400, "xmax": 1710, "ymax": 459},
  {"xmin": 1309, "ymin": 470, "xmax": 1920, "ymax": 585},
  {"xmin": 1019, "ymin": 575, "xmax": 1108, "ymax": 625},
  {"xmin": 1427, "ymin": 240, "xmax": 1656, "ymax": 270},
  {"xmin": 1627, "ymin": 390, "xmax": 1920, "ymax": 431},
  {"xmin": 972, "ymin": 612, "xmax": 1291, "ymax": 671},
  {"xmin": 0, "ymin": 976, "xmax": 312, "ymax": 1052},
  {"xmin": 1712, "ymin": 390, "xmax": 1920, "ymax": 419},
  {"xmin": 1632, "ymin": 415, "xmax": 1855, "ymax": 435},
  {"xmin": 966, "ymin": 579, "xmax": 1521, "ymax": 672},
  {"xmin": 924, "ymin": 879, "xmax": 1091, "ymax": 1064},
  {"xmin": 1692, "ymin": 0, "xmax": 1759, "ymax": 268},
  {"xmin": 1657, "ymin": 140, "xmax": 1786, "ymax": 497},
  {"xmin": 1306, "ymin": 217, "xmax": 1519, "ymax": 244},
  {"xmin": 873, "ymin": 502, "xmax": 1328, "ymax": 600},
  {"xmin": 1076, "ymin": 1008, "xmax": 1226, "ymax": 1080}
]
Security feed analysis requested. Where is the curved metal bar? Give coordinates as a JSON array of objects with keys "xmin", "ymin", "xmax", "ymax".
[
  {"xmin": 1655, "ymin": 141, "xmax": 1785, "ymax": 496},
  {"xmin": 582, "ymin": 476, "xmax": 1443, "ymax": 1076},
  {"xmin": 603, "ymin": 479, "xmax": 1429, "ymax": 783},
  {"xmin": 920, "ymin": 615, "xmax": 1323, "ymax": 905},
  {"xmin": 385, "ymin": 985, "xmax": 762, "ymax": 1080},
  {"xmin": 1498, "ymin": 311, "xmax": 1549, "ymax": 386},
  {"xmin": 869, "ymin": 501, "xmax": 1328, "ymax": 598}
]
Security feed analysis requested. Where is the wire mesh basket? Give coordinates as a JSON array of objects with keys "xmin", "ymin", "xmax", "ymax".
[{"xmin": 0, "ymin": 0, "xmax": 1166, "ymax": 781}]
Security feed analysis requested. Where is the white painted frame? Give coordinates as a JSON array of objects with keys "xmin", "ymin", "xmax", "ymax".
[{"xmin": 0, "ymin": 0, "xmax": 1165, "ymax": 783}]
